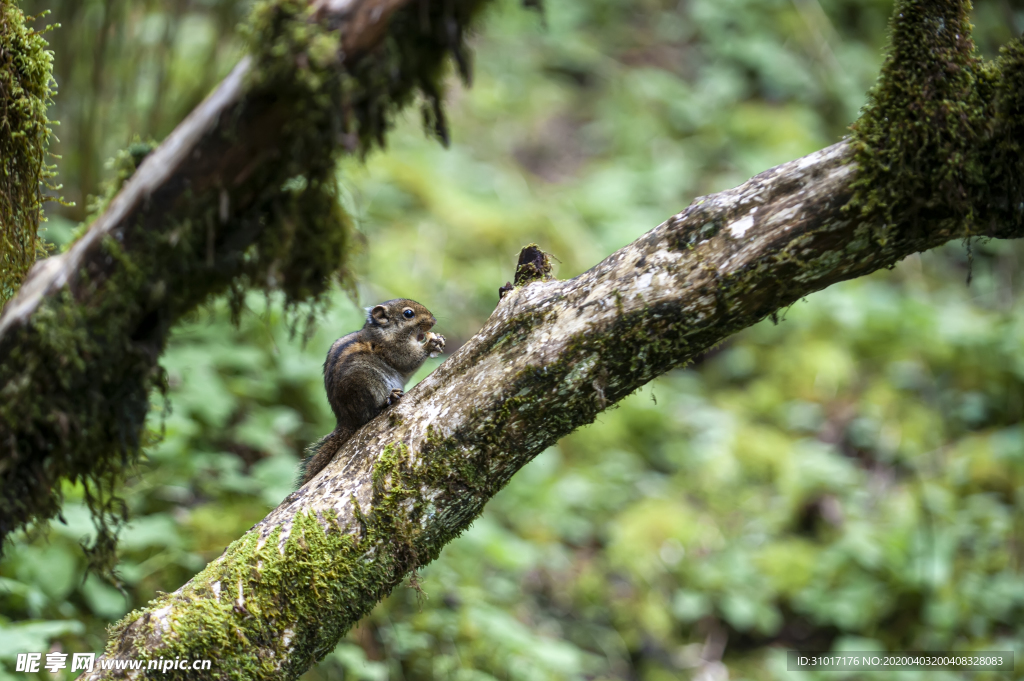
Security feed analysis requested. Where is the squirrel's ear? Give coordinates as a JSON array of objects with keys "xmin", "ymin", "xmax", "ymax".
[{"xmin": 370, "ymin": 305, "xmax": 388, "ymax": 324}]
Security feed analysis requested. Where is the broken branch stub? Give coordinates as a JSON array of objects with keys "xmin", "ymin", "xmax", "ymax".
[{"xmin": 499, "ymin": 243, "xmax": 554, "ymax": 300}]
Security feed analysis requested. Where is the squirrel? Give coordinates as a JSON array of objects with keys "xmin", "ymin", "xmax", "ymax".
[{"xmin": 298, "ymin": 299, "xmax": 445, "ymax": 485}]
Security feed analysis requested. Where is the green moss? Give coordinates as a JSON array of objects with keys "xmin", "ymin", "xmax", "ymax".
[
  {"xmin": 237, "ymin": 0, "xmax": 356, "ymax": 310},
  {"xmin": 243, "ymin": 0, "xmax": 489, "ymax": 156},
  {"xmin": 849, "ymin": 0, "xmax": 1024, "ymax": 244},
  {"xmin": 483, "ymin": 307, "xmax": 550, "ymax": 354},
  {"xmin": 107, "ymin": 516, "xmax": 374, "ymax": 678},
  {"xmin": 0, "ymin": 5, "xmax": 58, "ymax": 305},
  {"xmin": 103, "ymin": 431, "xmax": 496, "ymax": 677},
  {"xmin": 988, "ymin": 38, "xmax": 1024, "ymax": 230}
]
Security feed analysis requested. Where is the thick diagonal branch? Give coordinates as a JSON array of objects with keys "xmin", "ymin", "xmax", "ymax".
[{"xmin": 83, "ymin": 133, "xmax": 1024, "ymax": 679}]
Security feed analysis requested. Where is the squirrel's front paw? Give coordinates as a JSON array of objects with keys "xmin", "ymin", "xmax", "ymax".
[
  {"xmin": 425, "ymin": 332, "xmax": 446, "ymax": 358},
  {"xmin": 388, "ymin": 389, "xmax": 404, "ymax": 406}
]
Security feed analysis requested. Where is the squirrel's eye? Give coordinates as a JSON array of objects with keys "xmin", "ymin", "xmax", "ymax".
[{"xmin": 403, "ymin": 309, "xmax": 415, "ymax": 319}]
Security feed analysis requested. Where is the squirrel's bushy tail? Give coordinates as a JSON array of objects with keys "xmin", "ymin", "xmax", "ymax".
[{"xmin": 297, "ymin": 426, "xmax": 354, "ymax": 486}]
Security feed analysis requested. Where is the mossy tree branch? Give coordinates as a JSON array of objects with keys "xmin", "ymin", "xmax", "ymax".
[
  {"xmin": 78, "ymin": 2, "xmax": 1024, "ymax": 677},
  {"xmin": 0, "ymin": 0, "xmax": 489, "ymax": 562}
]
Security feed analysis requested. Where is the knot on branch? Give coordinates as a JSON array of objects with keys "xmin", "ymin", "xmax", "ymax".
[{"xmin": 849, "ymin": 0, "xmax": 1024, "ymax": 244}]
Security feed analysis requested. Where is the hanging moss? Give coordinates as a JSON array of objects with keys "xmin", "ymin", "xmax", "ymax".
[{"xmin": 0, "ymin": 3, "xmax": 57, "ymax": 306}]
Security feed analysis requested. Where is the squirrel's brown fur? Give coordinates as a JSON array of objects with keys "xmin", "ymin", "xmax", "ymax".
[{"xmin": 299, "ymin": 299, "xmax": 445, "ymax": 485}]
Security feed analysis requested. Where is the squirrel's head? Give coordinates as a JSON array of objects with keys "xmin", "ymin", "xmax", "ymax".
[{"xmin": 366, "ymin": 299, "xmax": 437, "ymax": 342}]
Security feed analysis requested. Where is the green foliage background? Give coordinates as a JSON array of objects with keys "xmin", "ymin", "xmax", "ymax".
[{"xmin": 4, "ymin": 0, "xmax": 1024, "ymax": 679}]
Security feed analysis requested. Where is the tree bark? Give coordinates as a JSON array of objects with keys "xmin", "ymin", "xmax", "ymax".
[{"xmin": 1, "ymin": 0, "xmax": 410, "ymax": 337}]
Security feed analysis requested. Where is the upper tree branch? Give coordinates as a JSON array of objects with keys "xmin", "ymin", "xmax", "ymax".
[
  {"xmin": 2, "ymin": 0, "xmax": 407, "ymax": 337},
  {"xmin": 0, "ymin": 0, "xmax": 483, "ymax": 550}
]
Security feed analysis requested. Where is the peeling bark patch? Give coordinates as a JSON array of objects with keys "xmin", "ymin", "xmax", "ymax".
[{"xmin": 728, "ymin": 214, "xmax": 755, "ymax": 239}]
